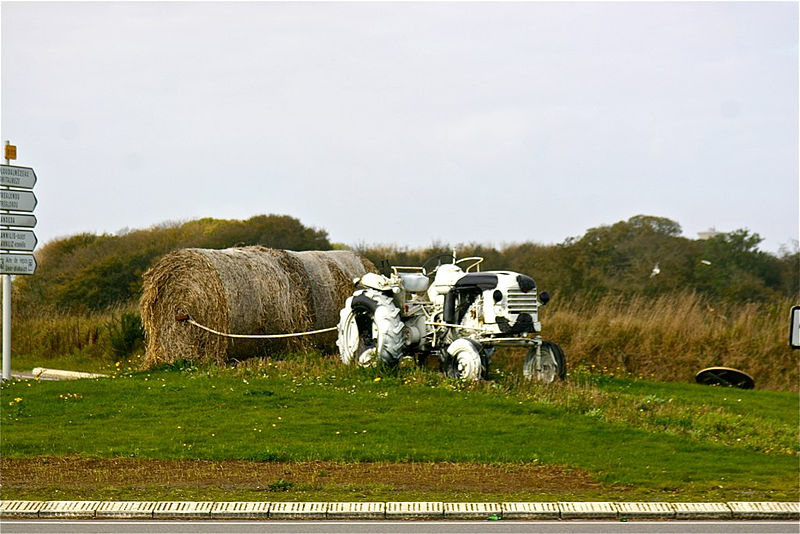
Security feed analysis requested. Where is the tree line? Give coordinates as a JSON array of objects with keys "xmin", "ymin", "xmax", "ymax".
[
  {"xmin": 13, "ymin": 215, "xmax": 330, "ymax": 313},
  {"xmin": 12, "ymin": 213, "xmax": 798, "ymax": 315}
]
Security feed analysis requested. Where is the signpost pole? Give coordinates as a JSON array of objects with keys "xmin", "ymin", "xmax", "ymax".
[
  {"xmin": 2, "ymin": 272, "xmax": 9, "ymax": 380},
  {"xmin": 0, "ymin": 141, "xmax": 36, "ymax": 380},
  {"xmin": 2, "ymin": 141, "xmax": 11, "ymax": 380}
]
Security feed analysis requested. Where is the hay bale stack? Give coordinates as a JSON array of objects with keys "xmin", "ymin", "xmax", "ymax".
[{"xmin": 140, "ymin": 247, "xmax": 374, "ymax": 367}]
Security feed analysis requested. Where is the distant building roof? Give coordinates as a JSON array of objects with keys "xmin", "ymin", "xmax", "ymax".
[{"xmin": 698, "ymin": 227, "xmax": 722, "ymax": 240}]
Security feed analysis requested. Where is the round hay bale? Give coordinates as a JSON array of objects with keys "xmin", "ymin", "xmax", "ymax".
[{"xmin": 140, "ymin": 246, "xmax": 375, "ymax": 367}]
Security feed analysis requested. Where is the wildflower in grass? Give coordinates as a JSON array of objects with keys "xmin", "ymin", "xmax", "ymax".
[{"xmin": 374, "ymin": 377, "xmax": 381, "ymax": 382}]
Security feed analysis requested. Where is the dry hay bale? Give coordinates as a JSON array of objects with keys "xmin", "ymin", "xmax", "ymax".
[{"xmin": 140, "ymin": 246, "xmax": 375, "ymax": 367}]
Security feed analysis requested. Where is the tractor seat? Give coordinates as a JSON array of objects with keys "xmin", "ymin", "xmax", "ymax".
[{"xmin": 399, "ymin": 273, "xmax": 430, "ymax": 292}]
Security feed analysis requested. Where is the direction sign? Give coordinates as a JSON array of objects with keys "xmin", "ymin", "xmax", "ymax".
[
  {"xmin": 0, "ymin": 190, "xmax": 37, "ymax": 212},
  {"xmin": 0, "ymin": 229, "xmax": 37, "ymax": 251},
  {"xmin": 0, "ymin": 253, "xmax": 36, "ymax": 275},
  {"xmin": 0, "ymin": 213, "xmax": 36, "ymax": 228},
  {"xmin": 0, "ymin": 165, "xmax": 36, "ymax": 189}
]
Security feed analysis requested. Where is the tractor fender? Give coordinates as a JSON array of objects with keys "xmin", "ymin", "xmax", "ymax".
[{"xmin": 351, "ymin": 293, "xmax": 378, "ymax": 314}]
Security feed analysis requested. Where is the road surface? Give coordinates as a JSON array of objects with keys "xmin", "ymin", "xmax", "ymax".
[{"xmin": 1, "ymin": 521, "xmax": 797, "ymax": 534}]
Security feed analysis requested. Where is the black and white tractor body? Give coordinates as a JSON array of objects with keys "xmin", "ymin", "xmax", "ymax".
[{"xmin": 336, "ymin": 253, "xmax": 565, "ymax": 383}]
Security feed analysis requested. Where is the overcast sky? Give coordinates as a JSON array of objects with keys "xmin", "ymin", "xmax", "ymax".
[{"xmin": 1, "ymin": 2, "xmax": 797, "ymax": 254}]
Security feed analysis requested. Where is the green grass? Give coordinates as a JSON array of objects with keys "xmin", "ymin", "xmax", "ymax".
[
  {"xmin": 9, "ymin": 351, "xmax": 118, "ymax": 376},
  {"xmin": 1, "ymin": 353, "xmax": 797, "ymax": 502}
]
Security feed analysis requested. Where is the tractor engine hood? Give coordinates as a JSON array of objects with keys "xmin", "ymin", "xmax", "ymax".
[
  {"xmin": 453, "ymin": 272, "xmax": 536, "ymax": 293},
  {"xmin": 451, "ymin": 271, "xmax": 540, "ymax": 335}
]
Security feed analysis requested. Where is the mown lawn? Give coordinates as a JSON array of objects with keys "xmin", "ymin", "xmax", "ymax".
[{"xmin": 1, "ymin": 353, "xmax": 797, "ymax": 502}]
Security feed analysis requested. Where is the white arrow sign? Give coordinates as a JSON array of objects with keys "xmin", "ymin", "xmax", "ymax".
[
  {"xmin": 0, "ymin": 253, "xmax": 36, "ymax": 275},
  {"xmin": 0, "ymin": 190, "xmax": 37, "ymax": 212},
  {"xmin": 0, "ymin": 165, "xmax": 37, "ymax": 189},
  {"xmin": 0, "ymin": 229, "xmax": 37, "ymax": 251},
  {"xmin": 0, "ymin": 213, "xmax": 36, "ymax": 228}
]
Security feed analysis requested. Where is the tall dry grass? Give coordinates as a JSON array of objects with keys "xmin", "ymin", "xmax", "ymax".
[
  {"xmin": 10, "ymin": 303, "xmax": 140, "ymax": 369},
  {"xmin": 9, "ymin": 291, "xmax": 798, "ymax": 390},
  {"xmin": 543, "ymin": 292, "xmax": 798, "ymax": 391},
  {"xmin": 13, "ymin": 311, "xmax": 107, "ymax": 360}
]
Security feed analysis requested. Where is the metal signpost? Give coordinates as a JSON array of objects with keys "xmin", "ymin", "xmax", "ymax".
[
  {"xmin": 0, "ymin": 254, "xmax": 37, "ymax": 275},
  {"xmin": 0, "ymin": 213, "xmax": 37, "ymax": 228},
  {"xmin": 1, "ymin": 229, "xmax": 37, "ymax": 251},
  {"xmin": 1, "ymin": 142, "xmax": 38, "ymax": 380},
  {"xmin": 0, "ymin": 165, "xmax": 37, "ymax": 189},
  {"xmin": 0, "ymin": 189, "xmax": 37, "ymax": 211}
]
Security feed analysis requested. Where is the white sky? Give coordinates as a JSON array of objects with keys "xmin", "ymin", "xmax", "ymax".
[{"xmin": 1, "ymin": 1, "xmax": 798, "ymax": 253}]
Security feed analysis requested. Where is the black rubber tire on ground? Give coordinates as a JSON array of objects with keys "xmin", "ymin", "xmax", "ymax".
[
  {"xmin": 444, "ymin": 338, "xmax": 484, "ymax": 381},
  {"xmin": 480, "ymin": 347, "xmax": 495, "ymax": 380},
  {"xmin": 523, "ymin": 340, "xmax": 567, "ymax": 383},
  {"xmin": 336, "ymin": 290, "xmax": 404, "ymax": 367}
]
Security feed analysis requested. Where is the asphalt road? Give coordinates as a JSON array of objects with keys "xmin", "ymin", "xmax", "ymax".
[{"xmin": 1, "ymin": 521, "xmax": 797, "ymax": 534}]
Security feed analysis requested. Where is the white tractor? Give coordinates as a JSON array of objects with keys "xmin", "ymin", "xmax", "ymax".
[{"xmin": 335, "ymin": 251, "xmax": 566, "ymax": 382}]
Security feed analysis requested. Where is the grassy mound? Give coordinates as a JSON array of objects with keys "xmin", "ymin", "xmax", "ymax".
[{"xmin": 1, "ymin": 353, "xmax": 796, "ymax": 502}]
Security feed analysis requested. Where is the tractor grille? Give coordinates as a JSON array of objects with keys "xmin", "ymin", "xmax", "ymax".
[{"xmin": 507, "ymin": 289, "xmax": 538, "ymax": 315}]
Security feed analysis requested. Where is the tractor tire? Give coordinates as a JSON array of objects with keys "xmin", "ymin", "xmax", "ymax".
[
  {"xmin": 481, "ymin": 346, "xmax": 495, "ymax": 380},
  {"xmin": 444, "ymin": 338, "xmax": 484, "ymax": 381},
  {"xmin": 523, "ymin": 340, "xmax": 566, "ymax": 383},
  {"xmin": 336, "ymin": 290, "xmax": 404, "ymax": 367}
]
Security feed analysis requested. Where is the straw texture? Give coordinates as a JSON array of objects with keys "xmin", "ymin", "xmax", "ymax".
[{"xmin": 140, "ymin": 247, "xmax": 374, "ymax": 367}]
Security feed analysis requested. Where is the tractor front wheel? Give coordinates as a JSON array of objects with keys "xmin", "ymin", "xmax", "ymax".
[
  {"xmin": 444, "ymin": 338, "xmax": 484, "ymax": 381},
  {"xmin": 523, "ymin": 340, "xmax": 566, "ymax": 383}
]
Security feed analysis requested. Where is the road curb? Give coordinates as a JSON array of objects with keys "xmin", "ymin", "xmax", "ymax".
[
  {"xmin": 1, "ymin": 500, "xmax": 798, "ymax": 520},
  {"xmin": 30, "ymin": 368, "xmax": 107, "ymax": 380}
]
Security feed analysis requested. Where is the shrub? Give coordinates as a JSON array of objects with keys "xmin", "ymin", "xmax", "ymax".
[{"xmin": 105, "ymin": 312, "xmax": 144, "ymax": 363}]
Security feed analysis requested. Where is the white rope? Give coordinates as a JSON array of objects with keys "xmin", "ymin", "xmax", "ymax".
[
  {"xmin": 184, "ymin": 318, "xmax": 337, "ymax": 339},
  {"xmin": 184, "ymin": 315, "xmax": 486, "ymax": 339},
  {"xmin": 425, "ymin": 321, "xmax": 484, "ymax": 332}
]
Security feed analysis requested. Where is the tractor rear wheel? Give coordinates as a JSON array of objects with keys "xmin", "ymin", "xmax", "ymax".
[{"xmin": 336, "ymin": 290, "xmax": 404, "ymax": 367}]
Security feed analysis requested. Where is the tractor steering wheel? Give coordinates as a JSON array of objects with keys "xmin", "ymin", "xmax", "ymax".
[{"xmin": 422, "ymin": 253, "xmax": 454, "ymax": 276}]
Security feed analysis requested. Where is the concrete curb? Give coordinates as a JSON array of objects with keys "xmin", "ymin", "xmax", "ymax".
[
  {"xmin": 1, "ymin": 500, "xmax": 798, "ymax": 520},
  {"xmin": 30, "ymin": 368, "xmax": 107, "ymax": 380}
]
